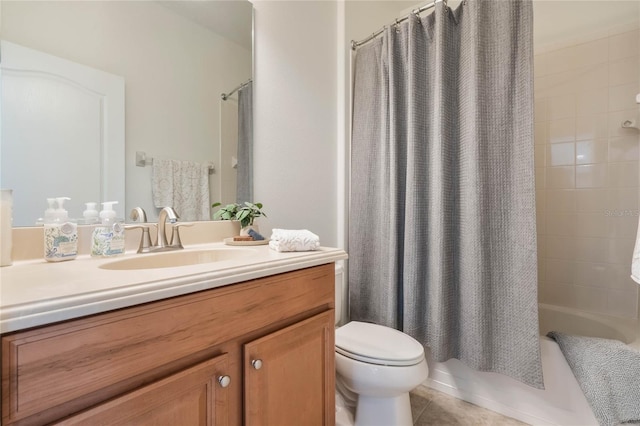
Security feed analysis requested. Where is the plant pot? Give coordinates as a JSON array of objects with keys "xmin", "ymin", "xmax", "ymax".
[{"xmin": 240, "ymin": 224, "xmax": 259, "ymax": 237}]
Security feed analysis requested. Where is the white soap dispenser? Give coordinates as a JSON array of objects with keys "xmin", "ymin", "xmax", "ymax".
[
  {"xmin": 91, "ymin": 201, "xmax": 125, "ymax": 257},
  {"xmin": 82, "ymin": 202, "xmax": 100, "ymax": 225},
  {"xmin": 44, "ymin": 197, "xmax": 78, "ymax": 262}
]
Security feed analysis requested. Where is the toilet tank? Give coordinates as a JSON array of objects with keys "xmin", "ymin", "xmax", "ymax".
[{"xmin": 335, "ymin": 263, "xmax": 346, "ymax": 326}]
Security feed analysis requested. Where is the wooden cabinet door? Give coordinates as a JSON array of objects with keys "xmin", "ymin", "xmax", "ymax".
[
  {"xmin": 55, "ymin": 354, "xmax": 231, "ymax": 426},
  {"xmin": 244, "ymin": 310, "xmax": 335, "ymax": 426}
]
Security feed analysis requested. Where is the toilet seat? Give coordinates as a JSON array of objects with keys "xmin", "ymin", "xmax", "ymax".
[{"xmin": 335, "ymin": 321, "xmax": 425, "ymax": 367}]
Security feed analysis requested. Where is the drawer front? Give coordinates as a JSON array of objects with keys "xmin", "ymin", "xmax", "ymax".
[
  {"xmin": 2, "ymin": 263, "xmax": 334, "ymax": 425},
  {"xmin": 54, "ymin": 354, "xmax": 230, "ymax": 426}
]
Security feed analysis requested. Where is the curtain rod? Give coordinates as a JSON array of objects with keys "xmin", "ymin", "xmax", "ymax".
[
  {"xmin": 350, "ymin": 0, "xmax": 446, "ymax": 51},
  {"xmin": 221, "ymin": 78, "xmax": 252, "ymax": 101}
]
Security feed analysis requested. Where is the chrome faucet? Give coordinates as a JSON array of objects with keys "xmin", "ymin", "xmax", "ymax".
[
  {"xmin": 128, "ymin": 206, "xmax": 190, "ymax": 253},
  {"xmin": 156, "ymin": 207, "xmax": 179, "ymax": 249}
]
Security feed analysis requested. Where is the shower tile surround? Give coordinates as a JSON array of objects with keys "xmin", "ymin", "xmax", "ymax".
[{"xmin": 535, "ymin": 28, "xmax": 640, "ymax": 319}]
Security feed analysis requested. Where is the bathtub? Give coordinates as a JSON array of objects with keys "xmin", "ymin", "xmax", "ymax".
[{"xmin": 425, "ymin": 303, "xmax": 640, "ymax": 426}]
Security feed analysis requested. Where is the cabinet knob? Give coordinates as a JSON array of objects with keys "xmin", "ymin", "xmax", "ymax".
[
  {"xmin": 218, "ymin": 375, "xmax": 231, "ymax": 388},
  {"xmin": 251, "ymin": 359, "xmax": 263, "ymax": 370}
]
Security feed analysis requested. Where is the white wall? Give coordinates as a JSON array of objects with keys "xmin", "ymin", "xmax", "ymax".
[
  {"xmin": 253, "ymin": 1, "xmax": 338, "ymax": 246},
  {"xmin": 2, "ymin": 1, "xmax": 251, "ymax": 221}
]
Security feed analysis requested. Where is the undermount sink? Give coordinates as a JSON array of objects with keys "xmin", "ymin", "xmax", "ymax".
[{"xmin": 99, "ymin": 248, "xmax": 255, "ymax": 270}]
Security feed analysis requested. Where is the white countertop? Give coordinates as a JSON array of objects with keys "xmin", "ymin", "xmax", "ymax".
[{"xmin": 0, "ymin": 243, "xmax": 348, "ymax": 333}]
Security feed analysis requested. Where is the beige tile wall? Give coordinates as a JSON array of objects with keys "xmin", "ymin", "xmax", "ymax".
[{"xmin": 535, "ymin": 28, "xmax": 640, "ymax": 319}]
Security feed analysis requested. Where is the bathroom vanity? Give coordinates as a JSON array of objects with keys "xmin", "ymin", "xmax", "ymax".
[{"xmin": 0, "ymin": 243, "xmax": 346, "ymax": 425}]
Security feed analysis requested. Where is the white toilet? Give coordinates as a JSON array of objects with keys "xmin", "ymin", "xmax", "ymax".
[{"xmin": 334, "ymin": 266, "xmax": 429, "ymax": 426}]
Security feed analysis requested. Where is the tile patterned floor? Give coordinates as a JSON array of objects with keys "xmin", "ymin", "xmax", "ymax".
[{"xmin": 410, "ymin": 386, "xmax": 527, "ymax": 425}]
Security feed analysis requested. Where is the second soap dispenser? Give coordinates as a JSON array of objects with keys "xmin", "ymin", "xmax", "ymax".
[{"xmin": 91, "ymin": 201, "xmax": 125, "ymax": 257}]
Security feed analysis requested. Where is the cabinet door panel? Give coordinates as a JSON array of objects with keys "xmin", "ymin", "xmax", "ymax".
[
  {"xmin": 55, "ymin": 354, "xmax": 230, "ymax": 426},
  {"xmin": 244, "ymin": 311, "xmax": 335, "ymax": 426}
]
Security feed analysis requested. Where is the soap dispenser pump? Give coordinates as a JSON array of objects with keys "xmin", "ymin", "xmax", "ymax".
[
  {"xmin": 82, "ymin": 202, "xmax": 99, "ymax": 225},
  {"xmin": 43, "ymin": 197, "xmax": 78, "ymax": 262},
  {"xmin": 91, "ymin": 201, "xmax": 125, "ymax": 257}
]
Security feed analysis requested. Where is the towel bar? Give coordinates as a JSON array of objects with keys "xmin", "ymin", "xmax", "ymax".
[{"xmin": 135, "ymin": 151, "xmax": 215, "ymax": 174}]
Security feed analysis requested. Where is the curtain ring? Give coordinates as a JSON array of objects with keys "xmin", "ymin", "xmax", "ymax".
[
  {"xmin": 394, "ymin": 18, "xmax": 401, "ymax": 33},
  {"xmin": 444, "ymin": 0, "xmax": 449, "ymax": 13},
  {"xmin": 412, "ymin": 8, "xmax": 420, "ymax": 19}
]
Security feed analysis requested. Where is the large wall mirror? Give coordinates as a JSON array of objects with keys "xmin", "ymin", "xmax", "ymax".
[{"xmin": 1, "ymin": 0, "xmax": 253, "ymax": 226}]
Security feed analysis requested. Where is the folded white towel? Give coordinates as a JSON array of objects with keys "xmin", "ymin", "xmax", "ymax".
[{"xmin": 269, "ymin": 229, "xmax": 320, "ymax": 252}]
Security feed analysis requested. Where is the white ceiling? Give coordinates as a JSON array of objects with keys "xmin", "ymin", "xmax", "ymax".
[{"xmin": 157, "ymin": 0, "xmax": 253, "ymax": 50}]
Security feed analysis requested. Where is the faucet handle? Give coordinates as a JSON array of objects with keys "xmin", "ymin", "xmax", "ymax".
[
  {"xmin": 125, "ymin": 223, "xmax": 157, "ymax": 253},
  {"xmin": 170, "ymin": 222, "xmax": 194, "ymax": 249},
  {"xmin": 130, "ymin": 207, "xmax": 148, "ymax": 223}
]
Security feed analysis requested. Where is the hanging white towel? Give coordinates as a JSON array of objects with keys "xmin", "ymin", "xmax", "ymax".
[
  {"xmin": 152, "ymin": 159, "xmax": 211, "ymax": 221},
  {"xmin": 269, "ymin": 229, "xmax": 320, "ymax": 252},
  {"xmin": 632, "ymin": 214, "xmax": 640, "ymax": 284}
]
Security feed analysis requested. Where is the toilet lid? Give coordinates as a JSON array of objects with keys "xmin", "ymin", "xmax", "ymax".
[{"xmin": 335, "ymin": 321, "xmax": 425, "ymax": 366}]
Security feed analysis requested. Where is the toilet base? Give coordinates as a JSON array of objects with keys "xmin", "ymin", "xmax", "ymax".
[{"xmin": 355, "ymin": 393, "xmax": 412, "ymax": 426}]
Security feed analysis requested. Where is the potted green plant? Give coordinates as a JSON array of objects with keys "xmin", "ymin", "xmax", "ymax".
[{"xmin": 212, "ymin": 202, "xmax": 267, "ymax": 235}]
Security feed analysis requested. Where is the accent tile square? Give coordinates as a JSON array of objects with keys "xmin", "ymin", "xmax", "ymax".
[
  {"xmin": 547, "ymin": 142, "xmax": 575, "ymax": 166},
  {"xmin": 576, "ymin": 140, "xmax": 607, "ymax": 165}
]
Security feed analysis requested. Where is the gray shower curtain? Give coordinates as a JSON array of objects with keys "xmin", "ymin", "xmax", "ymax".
[
  {"xmin": 237, "ymin": 81, "xmax": 253, "ymax": 204},
  {"xmin": 349, "ymin": 0, "xmax": 543, "ymax": 388}
]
